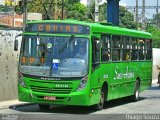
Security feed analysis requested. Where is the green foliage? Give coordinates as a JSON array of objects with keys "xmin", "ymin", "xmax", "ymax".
[
  {"xmin": 66, "ymin": 2, "xmax": 87, "ymax": 21},
  {"xmin": 119, "ymin": 6, "xmax": 138, "ymax": 29},
  {"xmin": 27, "ymin": 0, "xmax": 86, "ymax": 20},
  {"xmin": 153, "ymin": 13, "xmax": 160, "ymax": 27},
  {"xmin": 65, "ymin": 0, "xmax": 80, "ymax": 4},
  {"xmin": 99, "ymin": 3, "xmax": 107, "ymax": 22},
  {"xmin": 146, "ymin": 26, "xmax": 160, "ymax": 48},
  {"xmin": 0, "ymin": 5, "xmax": 13, "ymax": 12},
  {"xmin": 28, "ymin": 0, "xmax": 42, "ymax": 13},
  {"xmin": 27, "ymin": 1, "xmax": 138, "ymax": 29},
  {"xmin": 87, "ymin": 3, "xmax": 138, "ymax": 29},
  {"xmin": 86, "ymin": 0, "xmax": 95, "ymax": 22}
]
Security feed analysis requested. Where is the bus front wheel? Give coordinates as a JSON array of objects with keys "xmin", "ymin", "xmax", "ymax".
[
  {"xmin": 93, "ymin": 89, "xmax": 105, "ymax": 111},
  {"xmin": 38, "ymin": 104, "xmax": 50, "ymax": 110}
]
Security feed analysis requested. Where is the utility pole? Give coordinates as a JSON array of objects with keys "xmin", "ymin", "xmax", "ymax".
[
  {"xmin": 156, "ymin": 0, "xmax": 159, "ymax": 28},
  {"xmin": 54, "ymin": 0, "xmax": 57, "ymax": 19},
  {"xmin": 23, "ymin": 0, "xmax": 27, "ymax": 30},
  {"xmin": 62, "ymin": 0, "xmax": 64, "ymax": 20},
  {"xmin": 136, "ymin": 0, "xmax": 138, "ymax": 23},
  {"xmin": 142, "ymin": 0, "xmax": 145, "ymax": 29},
  {"xmin": 95, "ymin": 0, "xmax": 99, "ymax": 22}
]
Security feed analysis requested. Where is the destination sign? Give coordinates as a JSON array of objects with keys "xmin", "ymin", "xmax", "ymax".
[{"xmin": 25, "ymin": 23, "xmax": 90, "ymax": 34}]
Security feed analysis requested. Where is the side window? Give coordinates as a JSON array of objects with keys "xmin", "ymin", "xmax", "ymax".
[
  {"xmin": 139, "ymin": 39, "xmax": 145, "ymax": 60},
  {"xmin": 145, "ymin": 39, "xmax": 152, "ymax": 60},
  {"xmin": 101, "ymin": 35, "xmax": 111, "ymax": 62},
  {"xmin": 122, "ymin": 37, "xmax": 130, "ymax": 61},
  {"xmin": 131, "ymin": 38, "xmax": 138, "ymax": 61},
  {"xmin": 92, "ymin": 37, "xmax": 101, "ymax": 68},
  {"xmin": 112, "ymin": 36, "xmax": 121, "ymax": 61}
]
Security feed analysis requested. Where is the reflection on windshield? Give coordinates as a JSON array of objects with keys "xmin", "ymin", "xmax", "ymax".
[{"xmin": 20, "ymin": 36, "xmax": 89, "ymax": 77}]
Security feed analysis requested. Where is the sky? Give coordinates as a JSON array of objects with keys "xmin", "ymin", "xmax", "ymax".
[{"xmin": 80, "ymin": 0, "xmax": 159, "ymax": 19}]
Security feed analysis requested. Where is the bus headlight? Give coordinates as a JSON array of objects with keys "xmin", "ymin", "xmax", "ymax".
[
  {"xmin": 18, "ymin": 72, "xmax": 26, "ymax": 87},
  {"xmin": 77, "ymin": 76, "xmax": 88, "ymax": 91}
]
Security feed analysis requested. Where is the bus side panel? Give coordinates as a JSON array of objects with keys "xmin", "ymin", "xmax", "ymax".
[
  {"xmin": 139, "ymin": 61, "xmax": 152, "ymax": 92},
  {"xmin": 89, "ymin": 67, "xmax": 103, "ymax": 105},
  {"xmin": 99, "ymin": 63, "xmax": 112, "ymax": 100},
  {"xmin": 109, "ymin": 62, "xmax": 135, "ymax": 100}
]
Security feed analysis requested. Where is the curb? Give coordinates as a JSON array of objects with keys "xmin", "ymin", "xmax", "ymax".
[
  {"xmin": 0, "ymin": 102, "xmax": 34, "ymax": 110},
  {"xmin": 9, "ymin": 103, "xmax": 34, "ymax": 109}
]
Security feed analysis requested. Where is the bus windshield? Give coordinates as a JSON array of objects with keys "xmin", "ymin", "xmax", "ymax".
[{"xmin": 20, "ymin": 35, "xmax": 89, "ymax": 77}]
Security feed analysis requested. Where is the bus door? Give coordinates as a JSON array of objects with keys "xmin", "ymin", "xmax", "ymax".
[{"xmin": 91, "ymin": 35, "xmax": 102, "ymax": 92}]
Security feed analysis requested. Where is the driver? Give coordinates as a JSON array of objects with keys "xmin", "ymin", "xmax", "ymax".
[{"xmin": 75, "ymin": 46, "xmax": 87, "ymax": 60}]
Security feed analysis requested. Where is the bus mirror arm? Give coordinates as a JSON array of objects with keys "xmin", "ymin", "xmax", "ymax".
[{"xmin": 14, "ymin": 33, "xmax": 22, "ymax": 51}]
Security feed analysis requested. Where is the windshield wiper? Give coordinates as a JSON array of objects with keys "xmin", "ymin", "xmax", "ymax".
[
  {"xmin": 58, "ymin": 35, "xmax": 75, "ymax": 58},
  {"xmin": 49, "ymin": 35, "xmax": 74, "ymax": 76}
]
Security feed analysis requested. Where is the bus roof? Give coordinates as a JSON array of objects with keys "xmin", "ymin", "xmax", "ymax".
[{"xmin": 26, "ymin": 19, "xmax": 152, "ymax": 39}]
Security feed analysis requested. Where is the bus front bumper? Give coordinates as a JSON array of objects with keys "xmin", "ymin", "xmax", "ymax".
[{"xmin": 18, "ymin": 85, "xmax": 92, "ymax": 106}]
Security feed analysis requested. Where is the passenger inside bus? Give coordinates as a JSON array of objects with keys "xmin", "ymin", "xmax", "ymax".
[
  {"xmin": 113, "ymin": 50, "xmax": 120, "ymax": 61},
  {"xmin": 102, "ymin": 50, "xmax": 110, "ymax": 61},
  {"xmin": 139, "ymin": 46, "xmax": 144, "ymax": 60}
]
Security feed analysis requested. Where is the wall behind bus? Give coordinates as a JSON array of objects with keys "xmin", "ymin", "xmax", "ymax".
[
  {"xmin": 152, "ymin": 48, "xmax": 160, "ymax": 82},
  {"xmin": 0, "ymin": 30, "xmax": 21, "ymax": 101}
]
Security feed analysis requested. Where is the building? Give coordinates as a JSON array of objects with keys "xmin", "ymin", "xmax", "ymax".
[{"xmin": 0, "ymin": 14, "xmax": 23, "ymax": 27}]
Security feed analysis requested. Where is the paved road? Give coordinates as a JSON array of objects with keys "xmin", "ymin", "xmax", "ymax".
[{"xmin": 0, "ymin": 84, "xmax": 160, "ymax": 120}]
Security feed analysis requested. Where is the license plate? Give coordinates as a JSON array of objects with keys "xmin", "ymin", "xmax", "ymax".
[{"xmin": 44, "ymin": 96, "xmax": 56, "ymax": 101}]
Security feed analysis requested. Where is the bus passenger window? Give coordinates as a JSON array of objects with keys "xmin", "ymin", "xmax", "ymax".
[
  {"xmin": 122, "ymin": 50, "xmax": 131, "ymax": 61},
  {"xmin": 139, "ymin": 39, "xmax": 145, "ymax": 60},
  {"xmin": 112, "ymin": 36, "xmax": 121, "ymax": 48},
  {"xmin": 101, "ymin": 35, "xmax": 111, "ymax": 62},
  {"xmin": 130, "ymin": 38, "xmax": 138, "ymax": 61},
  {"xmin": 112, "ymin": 36, "xmax": 121, "ymax": 61},
  {"xmin": 122, "ymin": 37, "xmax": 130, "ymax": 61},
  {"xmin": 146, "ymin": 50, "xmax": 152, "ymax": 60},
  {"xmin": 102, "ymin": 49, "xmax": 110, "ymax": 61},
  {"xmin": 145, "ymin": 39, "xmax": 152, "ymax": 60},
  {"xmin": 112, "ymin": 50, "xmax": 120, "ymax": 61},
  {"xmin": 131, "ymin": 50, "xmax": 138, "ymax": 60}
]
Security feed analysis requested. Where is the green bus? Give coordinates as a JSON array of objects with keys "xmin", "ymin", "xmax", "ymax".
[{"xmin": 16, "ymin": 20, "xmax": 152, "ymax": 110}]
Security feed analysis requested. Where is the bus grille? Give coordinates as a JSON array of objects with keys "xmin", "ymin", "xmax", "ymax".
[{"xmin": 30, "ymin": 85, "xmax": 72, "ymax": 94}]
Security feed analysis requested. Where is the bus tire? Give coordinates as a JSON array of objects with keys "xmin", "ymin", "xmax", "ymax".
[
  {"xmin": 158, "ymin": 74, "xmax": 160, "ymax": 87},
  {"xmin": 38, "ymin": 104, "xmax": 50, "ymax": 110},
  {"xmin": 93, "ymin": 89, "xmax": 105, "ymax": 111},
  {"xmin": 131, "ymin": 80, "xmax": 140, "ymax": 102}
]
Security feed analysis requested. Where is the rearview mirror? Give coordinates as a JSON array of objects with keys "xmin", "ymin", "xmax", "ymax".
[
  {"xmin": 14, "ymin": 34, "xmax": 22, "ymax": 51},
  {"xmin": 14, "ymin": 40, "xmax": 18, "ymax": 51}
]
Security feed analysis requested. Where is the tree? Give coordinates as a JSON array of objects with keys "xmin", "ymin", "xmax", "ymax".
[
  {"xmin": 153, "ymin": 13, "xmax": 160, "ymax": 28},
  {"xmin": 0, "ymin": 5, "xmax": 13, "ymax": 12},
  {"xmin": 87, "ymin": 2, "xmax": 138, "ymax": 29},
  {"xmin": 65, "ymin": 2, "xmax": 87, "ymax": 20},
  {"xmin": 27, "ymin": 0, "xmax": 86, "ymax": 20},
  {"xmin": 146, "ymin": 26, "xmax": 160, "ymax": 48},
  {"xmin": 86, "ymin": 0, "xmax": 95, "ymax": 22},
  {"xmin": 119, "ymin": 6, "xmax": 138, "ymax": 29}
]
